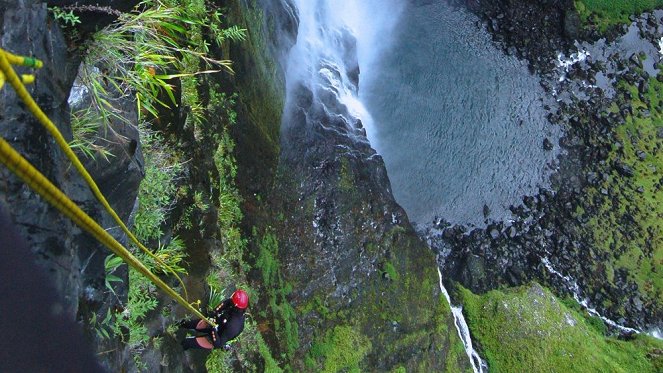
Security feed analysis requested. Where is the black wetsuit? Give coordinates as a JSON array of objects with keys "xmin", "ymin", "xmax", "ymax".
[
  {"xmin": 181, "ymin": 298, "xmax": 245, "ymax": 349},
  {"xmin": 209, "ymin": 298, "xmax": 246, "ymax": 347}
]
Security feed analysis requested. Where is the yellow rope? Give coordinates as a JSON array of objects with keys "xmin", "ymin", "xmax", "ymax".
[
  {"xmin": 0, "ymin": 48, "xmax": 214, "ymax": 326},
  {"xmin": 0, "ymin": 48, "xmax": 189, "ymax": 298},
  {"xmin": 0, "ymin": 138, "xmax": 214, "ymax": 326}
]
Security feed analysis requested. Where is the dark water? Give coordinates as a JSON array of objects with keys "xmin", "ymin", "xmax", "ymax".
[{"xmin": 361, "ymin": 2, "xmax": 561, "ymax": 227}]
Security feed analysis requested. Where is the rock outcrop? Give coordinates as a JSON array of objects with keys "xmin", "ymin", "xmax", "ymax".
[
  {"xmin": 0, "ymin": 0, "xmax": 142, "ymax": 370},
  {"xmin": 241, "ymin": 1, "xmax": 472, "ymax": 369}
]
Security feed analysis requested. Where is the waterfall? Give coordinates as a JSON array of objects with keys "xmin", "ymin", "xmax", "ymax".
[
  {"xmin": 285, "ymin": 0, "xmax": 404, "ymax": 144},
  {"xmin": 437, "ymin": 267, "xmax": 487, "ymax": 373},
  {"xmin": 284, "ymin": 0, "xmax": 491, "ymax": 368}
]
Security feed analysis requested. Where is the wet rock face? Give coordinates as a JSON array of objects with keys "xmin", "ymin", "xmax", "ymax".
[
  {"xmin": 45, "ymin": 0, "xmax": 141, "ymax": 37},
  {"xmin": 272, "ymin": 13, "xmax": 468, "ymax": 368},
  {"xmin": 277, "ymin": 90, "xmax": 465, "ymax": 370},
  {"xmin": 0, "ymin": 0, "xmax": 142, "ymax": 363},
  {"xmin": 1, "ymin": 0, "xmax": 87, "ymax": 316}
]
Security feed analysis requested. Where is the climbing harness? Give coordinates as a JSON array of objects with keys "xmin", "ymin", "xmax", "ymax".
[{"xmin": 0, "ymin": 48, "xmax": 215, "ymax": 327}]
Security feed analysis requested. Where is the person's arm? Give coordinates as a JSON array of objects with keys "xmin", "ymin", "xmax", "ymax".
[
  {"xmin": 211, "ymin": 313, "xmax": 245, "ymax": 349},
  {"xmin": 211, "ymin": 298, "xmax": 232, "ymax": 318}
]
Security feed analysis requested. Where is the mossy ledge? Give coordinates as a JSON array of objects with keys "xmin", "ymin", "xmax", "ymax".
[{"xmin": 458, "ymin": 283, "xmax": 663, "ymax": 373}]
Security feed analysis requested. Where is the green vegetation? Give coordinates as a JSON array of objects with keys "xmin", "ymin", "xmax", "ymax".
[
  {"xmin": 382, "ymin": 261, "xmax": 399, "ymax": 281},
  {"xmin": 254, "ymin": 229, "xmax": 299, "ymax": 361},
  {"xmin": 574, "ymin": 77, "xmax": 662, "ymax": 315},
  {"xmin": 574, "ymin": 0, "xmax": 663, "ymax": 30},
  {"xmin": 132, "ymin": 126, "xmax": 183, "ymax": 241},
  {"xmin": 307, "ymin": 325, "xmax": 372, "ymax": 373},
  {"xmin": 48, "ymin": 6, "xmax": 81, "ymax": 27},
  {"xmin": 68, "ymin": 107, "xmax": 113, "ymax": 160},
  {"xmin": 66, "ymin": 0, "xmax": 284, "ymax": 371},
  {"xmin": 458, "ymin": 283, "xmax": 663, "ymax": 373}
]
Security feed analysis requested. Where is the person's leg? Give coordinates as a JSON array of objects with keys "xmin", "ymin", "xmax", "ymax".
[
  {"xmin": 195, "ymin": 320, "xmax": 209, "ymax": 331},
  {"xmin": 178, "ymin": 319, "xmax": 201, "ymax": 329},
  {"xmin": 181, "ymin": 336, "xmax": 214, "ymax": 350},
  {"xmin": 179, "ymin": 319, "xmax": 211, "ymax": 330}
]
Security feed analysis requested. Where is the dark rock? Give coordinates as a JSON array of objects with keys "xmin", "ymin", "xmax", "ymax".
[
  {"xmin": 543, "ymin": 137, "xmax": 554, "ymax": 151},
  {"xmin": 46, "ymin": 0, "xmax": 141, "ymax": 38},
  {"xmin": 483, "ymin": 204, "xmax": 491, "ymax": 218},
  {"xmin": 461, "ymin": 254, "xmax": 487, "ymax": 290},
  {"xmin": 508, "ymin": 226, "xmax": 517, "ymax": 238},
  {"xmin": 0, "ymin": 1, "xmax": 145, "ymax": 370},
  {"xmin": 638, "ymin": 79, "xmax": 649, "ymax": 94},
  {"xmin": 563, "ymin": 9, "xmax": 581, "ymax": 39},
  {"xmin": 614, "ymin": 161, "xmax": 635, "ymax": 177},
  {"xmin": 629, "ymin": 53, "xmax": 643, "ymax": 69},
  {"xmin": 489, "ymin": 228, "xmax": 500, "ymax": 240}
]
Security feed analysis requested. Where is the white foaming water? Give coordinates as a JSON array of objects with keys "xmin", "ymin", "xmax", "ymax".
[
  {"xmin": 287, "ymin": 0, "xmax": 404, "ymax": 145},
  {"xmin": 437, "ymin": 268, "xmax": 487, "ymax": 373},
  {"xmin": 659, "ymin": 37, "xmax": 663, "ymax": 57},
  {"xmin": 540, "ymin": 257, "xmax": 660, "ymax": 339},
  {"xmin": 556, "ymin": 48, "xmax": 590, "ymax": 82}
]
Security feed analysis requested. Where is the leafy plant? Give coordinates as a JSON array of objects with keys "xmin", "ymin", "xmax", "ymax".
[
  {"xmin": 132, "ymin": 125, "xmax": 183, "ymax": 242},
  {"xmin": 69, "ymin": 107, "xmax": 113, "ymax": 160},
  {"xmin": 104, "ymin": 254, "xmax": 125, "ymax": 294},
  {"xmin": 49, "ymin": 7, "xmax": 81, "ymax": 27},
  {"xmin": 207, "ymin": 286, "xmax": 226, "ymax": 312},
  {"xmin": 150, "ymin": 237, "xmax": 188, "ymax": 275},
  {"xmin": 80, "ymin": 0, "xmax": 241, "ymax": 127},
  {"xmin": 90, "ymin": 310, "xmax": 115, "ymax": 340}
]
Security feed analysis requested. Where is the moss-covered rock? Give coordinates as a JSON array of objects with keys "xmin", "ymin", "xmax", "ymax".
[{"xmin": 459, "ymin": 283, "xmax": 663, "ymax": 373}]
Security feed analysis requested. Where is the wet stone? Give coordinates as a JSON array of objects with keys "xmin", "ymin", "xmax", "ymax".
[
  {"xmin": 614, "ymin": 161, "xmax": 635, "ymax": 177},
  {"xmin": 543, "ymin": 138, "xmax": 554, "ymax": 151}
]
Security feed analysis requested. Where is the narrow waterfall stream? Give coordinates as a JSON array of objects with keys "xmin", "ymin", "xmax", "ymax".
[
  {"xmin": 542, "ymin": 257, "xmax": 663, "ymax": 339},
  {"xmin": 437, "ymin": 268, "xmax": 487, "ymax": 373}
]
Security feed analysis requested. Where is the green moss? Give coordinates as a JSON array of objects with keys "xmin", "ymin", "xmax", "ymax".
[
  {"xmin": 459, "ymin": 283, "xmax": 663, "ymax": 373},
  {"xmin": 255, "ymin": 229, "xmax": 300, "ymax": 359},
  {"xmin": 575, "ymin": 0, "xmax": 663, "ymax": 30},
  {"xmin": 382, "ymin": 261, "xmax": 400, "ymax": 281},
  {"xmin": 579, "ymin": 77, "xmax": 662, "ymax": 316},
  {"xmin": 226, "ymin": 0, "xmax": 284, "ymax": 192},
  {"xmin": 338, "ymin": 157, "xmax": 355, "ymax": 193},
  {"xmin": 307, "ymin": 326, "xmax": 372, "ymax": 373},
  {"xmin": 300, "ymin": 295, "xmax": 331, "ymax": 320}
]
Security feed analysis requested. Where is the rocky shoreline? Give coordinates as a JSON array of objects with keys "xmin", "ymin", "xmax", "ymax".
[{"xmin": 429, "ymin": 1, "xmax": 662, "ymax": 333}]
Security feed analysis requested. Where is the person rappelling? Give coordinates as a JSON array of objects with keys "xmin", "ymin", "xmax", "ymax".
[{"xmin": 180, "ymin": 289, "xmax": 249, "ymax": 350}]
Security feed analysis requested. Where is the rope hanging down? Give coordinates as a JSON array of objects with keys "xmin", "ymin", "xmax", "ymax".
[
  {"xmin": 0, "ymin": 48, "xmax": 189, "ymax": 299},
  {"xmin": 0, "ymin": 48, "xmax": 215, "ymax": 327}
]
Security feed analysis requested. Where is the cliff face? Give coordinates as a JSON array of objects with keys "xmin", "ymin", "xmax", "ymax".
[
  {"xmin": 0, "ymin": 0, "xmax": 142, "ymax": 370},
  {"xmin": 273, "ymin": 87, "xmax": 470, "ymax": 370},
  {"xmin": 227, "ymin": 1, "xmax": 471, "ymax": 370},
  {"xmin": 0, "ymin": 0, "xmax": 138, "ymax": 316},
  {"xmin": 1, "ymin": 0, "xmax": 470, "ymax": 371}
]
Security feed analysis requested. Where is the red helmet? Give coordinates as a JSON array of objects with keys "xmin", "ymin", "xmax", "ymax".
[{"xmin": 231, "ymin": 290, "xmax": 249, "ymax": 309}]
